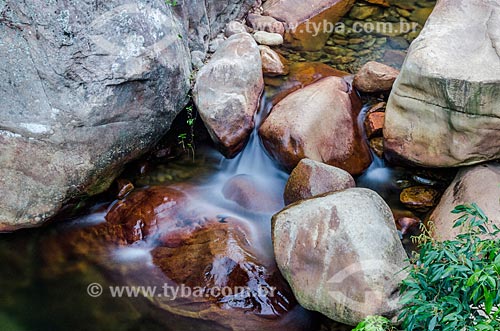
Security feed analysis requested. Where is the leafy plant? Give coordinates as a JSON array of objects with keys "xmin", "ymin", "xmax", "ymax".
[
  {"xmin": 177, "ymin": 104, "xmax": 196, "ymax": 160},
  {"xmin": 399, "ymin": 203, "xmax": 500, "ymax": 331},
  {"xmin": 165, "ymin": 0, "xmax": 178, "ymax": 6},
  {"xmin": 353, "ymin": 315, "xmax": 396, "ymax": 331}
]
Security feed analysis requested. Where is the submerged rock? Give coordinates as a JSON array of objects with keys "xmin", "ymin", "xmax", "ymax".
[
  {"xmin": 194, "ymin": 33, "xmax": 264, "ymax": 158},
  {"xmin": 384, "ymin": 0, "xmax": 500, "ymax": 167},
  {"xmin": 222, "ymin": 174, "xmax": 283, "ymax": 213},
  {"xmin": 284, "ymin": 159, "xmax": 355, "ymax": 205},
  {"xmin": 400, "ymin": 186, "xmax": 440, "ymax": 213},
  {"xmin": 263, "ymin": 0, "xmax": 355, "ymax": 51},
  {"xmin": 259, "ymin": 76, "xmax": 372, "ymax": 175},
  {"xmin": 273, "ymin": 188, "xmax": 409, "ymax": 326},
  {"xmin": 430, "ymin": 163, "xmax": 500, "ymax": 241},
  {"xmin": 44, "ymin": 185, "xmax": 312, "ymax": 330}
]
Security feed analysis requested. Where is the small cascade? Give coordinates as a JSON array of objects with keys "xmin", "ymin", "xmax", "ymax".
[
  {"xmin": 200, "ymin": 94, "xmax": 289, "ymax": 217},
  {"xmin": 218, "ymin": 94, "xmax": 288, "ymax": 186}
]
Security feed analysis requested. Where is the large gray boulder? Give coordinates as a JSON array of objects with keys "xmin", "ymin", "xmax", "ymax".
[
  {"xmin": 273, "ymin": 188, "xmax": 409, "ymax": 326},
  {"xmin": 384, "ymin": 0, "xmax": 500, "ymax": 167},
  {"xmin": 0, "ymin": 0, "xmax": 254, "ymax": 231}
]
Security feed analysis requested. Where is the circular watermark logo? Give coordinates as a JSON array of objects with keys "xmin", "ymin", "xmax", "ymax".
[
  {"xmin": 87, "ymin": 282, "xmax": 104, "ymax": 298},
  {"xmin": 326, "ymin": 259, "xmax": 406, "ymax": 315}
]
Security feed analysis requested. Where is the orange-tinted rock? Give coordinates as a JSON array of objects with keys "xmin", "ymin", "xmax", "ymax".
[
  {"xmin": 364, "ymin": 111, "xmax": 385, "ymax": 138},
  {"xmin": 354, "ymin": 61, "xmax": 400, "ymax": 93},
  {"xmin": 284, "ymin": 159, "xmax": 355, "ymax": 205},
  {"xmin": 41, "ymin": 185, "xmax": 311, "ymax": 330},
  {"xmin": 430, "ymin": 163, "xmax": 500, "ymax": 241},
  {"xmin": 222, "ymin": 174, "xmax": 283, "ymax": 213},
  {"xmin": 265, "ymin": 61, "xmax": 350, "ymax": 105},
  {"xmin": 400, "ymin": 186, "xmax": 440, "ymax": 212},
  {"xmin": 152, "ymin": 219, "xmax": 295, "ymax": 317},
  {"xmin": 369, "ymin": 137, "xmax": 384, "ymax": 158},
  {"xmin": 116, "ymin": 179, "xmax": 134, "ymax": 199},
  {"xmin": 259, "ymin": 76, "xmax": 372, "ymax": 175},
  {"xmin": 263, "ymin": 0, "xmax": 355, "ymax": 50},
  {"xmin": 106, "ymin": 186, "xmax": 188, "ymax": 244}
]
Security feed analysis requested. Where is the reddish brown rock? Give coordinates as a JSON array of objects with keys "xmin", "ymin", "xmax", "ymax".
[
  {"xmin": 259, "ymin": 76, "xmax": 372, "ymax": 175},
  {"xmin": 116, "ymin": 179, "xmax": 134, "ymax": 199},
  {"xmin": 400, "ymin": 186, "xmax": 440, "ymax": 212},
  {"xmin": 354, "ymin": 61, "xmax": 400, "ymax": 93},
  {"xmin": 106, "ymin": 186, "xmax": 188, "ymax": 244},
  {"xmin": 265, "ymin": 62, "xmax": 350, "ymax": 104},
  {"xmin": 364, "ymin": 111, "xmax": 385, "ymax": 138},
  {"xmin": 42, "ymin": 185, "xmax": 311, "ymax": 330},
  {"xmin": 284, "ymin": 159, "xmax": 355, "ymax": 205},
  {"xmin": 260, "ymin": 45, "xmax": 289, "ymax": 76},
  {"xmin": 263, "ymin": 0, "xmax": 355, "ymax": 50},
  {"xmin": 152, "ymin": 219, "xmax": 294, "ymax": 316},
  {"xmin": 397, "ymin": 217, "xmax": 421, "ymax": 236},
  {"xmin": 222, "ymin": 174, "xmax": 283, "ymax": 212}
]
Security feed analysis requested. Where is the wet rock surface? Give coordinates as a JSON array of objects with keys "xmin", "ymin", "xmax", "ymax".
[
  {"xmin": 265, "ymin": 62, "xmax": 350, "ymax": 104},
  {"xmin": 275, "ymin": 0, "xmax": 436, "ymax": 73},
  {"xmin": 40, "ymin": 185, "xmax": 311, "ymax": 331},
  {"xmin": 259, "ymin": 76, "xmax": 372, "ymax": 175},
  {"xmin": 222, "ymin": 174, "xmax": 283, "ymax": 212}
]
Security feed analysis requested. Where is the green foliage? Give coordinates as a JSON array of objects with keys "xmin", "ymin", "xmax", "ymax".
[
  {"xmin": 177, "ymin": 104, "xmax": 196, "ymax": 160},
  {"xmin": 399, "ymin": 203, "xmax": 500, "ymax": 331},
  {"xmin": 353, "ymin": 315, "xmax": 396, "ymax": 331},
  {"xmin": 165, "ymin": 0, "xmax": 178, "ymax": 6}
]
